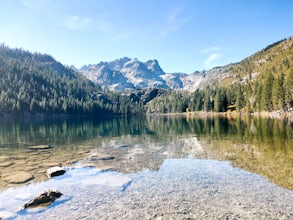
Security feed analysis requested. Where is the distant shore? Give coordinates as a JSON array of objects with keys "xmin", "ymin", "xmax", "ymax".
[
  {"xmin": 1, "ymin": 110, "xmax": 293, "ymax": 121},
  {"xmin": 150, "ymin": 110, "xmax": 293, "ymax": 120}
]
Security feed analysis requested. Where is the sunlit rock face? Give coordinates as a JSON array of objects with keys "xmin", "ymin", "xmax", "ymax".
[
  {"xmin": 74, "ymin": 56, "xmax": 245, "ymax": 92},
  {"xmin": 77, "ymin": 57, "xmax": 206, "ymax": 91}
]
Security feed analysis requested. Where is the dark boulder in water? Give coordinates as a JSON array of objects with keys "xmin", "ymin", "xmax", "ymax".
[{"xmin": 20, "ymin": 190, "xmax": 62, "ymax": 210}]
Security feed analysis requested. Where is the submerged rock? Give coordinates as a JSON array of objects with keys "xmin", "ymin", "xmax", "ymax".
[
  {"xmin": 28, "ymin": 145, "xmax": 51, "ymax": 150},
  {"xmin": 0, "ymin": 161, "xmax": 13, "ymax": 167},
  {"xmin": 119, "ymin": 144, "xmax": 131, "ymax": 148},
  {"xmin": 46, "ymin": 166, "xmax": 66, "ymax": 178},
  {"xmin": 20, "ymin": 190, "xmax": 62, "ymax": 210},
  {"xmin": 3, "ymin": 171, "xmax": 34, "ymax": 184},
  {"xmin": 88, "ymin": 153, "xmax": 115, "ymax": 161}
]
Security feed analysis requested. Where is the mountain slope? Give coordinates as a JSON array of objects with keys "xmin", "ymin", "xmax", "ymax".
[
  {"xmin": 1, "ymin": 36, "xmax": 292, "ymax": 117},
  {"xmin": 78, "ymin": 37, "xmax": 293, "ymax": 92},
  {"xmin": 0, "ymin": 44, "xmax": 107, "ymax": 116},
  {"xmin": 196, "ymin": 37, "xmax": 293, "ymax": 89},
  {"xmin": 0, "ymin": 44, "xmax": 152, "ymax": 116},
  {"xmin": 144, "ymin": 37, "xmax": 293, "ymax": 114},
  {"xmin": 79, "ymin": 58, "xmax": 164, "ymax": 90}
]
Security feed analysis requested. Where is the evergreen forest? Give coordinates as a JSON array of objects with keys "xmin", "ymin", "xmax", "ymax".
[
  {"xmin": 0, "ymin": 38, "xmax": 293, "ymax": 117},
  {"xmin": 0, "ymin": 44, "xmax": 143, "ymax": 116}
]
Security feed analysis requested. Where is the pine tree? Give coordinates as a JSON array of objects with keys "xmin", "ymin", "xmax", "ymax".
[
  {"xmin": 261, "ymin": 73, "xmax": 274, "ymax": 111},
  {"xmin": 203, "ymin": 92, "xmax": 211, "ymax": 112},
  {"xmin": 214, "ymin": 90, "xmax": 221, "ymax": 112},
  {"xmin": 236, "ymin": 86, "xmax": 244, "ymax": 112},
  {"xmin": 285, "ymin": 70, "xmax": 293, "ymax": 109},
  {"xmin": 272, "ymin": 75, "xmax": 279, "ymax": 111},
  {"xmin": 254, "ymin": 83, "xmax": 263, "ymax": 111},
  {"xmin": 272, "ymin": 73, "xmax": 285, "ymax": 111}
]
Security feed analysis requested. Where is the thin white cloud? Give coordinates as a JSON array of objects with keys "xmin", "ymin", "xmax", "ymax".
[
  {"xmin": 204, "ymin": 53, "xmax": 221, "ymax": 69},
  {"xmin": 202, "ymin": 46, "xmax": 221, "ymax": 54},
  {"xmin": 160, "ymin": 7, "xmax": 191, "ymax": 37},
  {"xmin": 65, "ymin": 16, "xmax": 92, "ymax": 30}
]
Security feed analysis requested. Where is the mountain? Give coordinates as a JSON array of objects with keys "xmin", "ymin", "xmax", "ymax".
[
  {"xmin": 197, "ymin": 37, "xmax": 293, "ymax": 89},
  {"xmin": 77, "ymin": 37, "xmax": 293, "ymax": 93},
  {"xmin": 0, "ymin": 44, "xmax": 148, "ymax": 116},
  {"xmin": 77, "ymin": 57, "xmax": 203, "ymax": 91},
  {"xmin": 1, "ymin": 36, "xmax": 292, "ymax": 117},
  {"xmin": 78, "ymin": 58, "xmax": 165, "ymax": 90},
  {"xmin": 145, "ymin": 37, "xmax": 293, "ymax": 114}
]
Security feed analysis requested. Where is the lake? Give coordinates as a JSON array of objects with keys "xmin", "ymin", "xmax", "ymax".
[{"xmin": 0, "ymin": 115, "xmax": 292, "ymax": 219}]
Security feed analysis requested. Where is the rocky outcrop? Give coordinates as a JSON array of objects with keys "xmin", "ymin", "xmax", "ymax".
[
  {"xmin": 77, "ymin": 58, "xmax": 175, "ymax": 91},
  {"xmin": 20, "ymin": 190, "xmax": 62, "ymax": 210},
  {"xmin": 76, "ymin": 57, "xmax": 209, "ymax": 91},
  {"xmin": 125, "ymin": 88, "xmax": 167, "ymax": 105}
]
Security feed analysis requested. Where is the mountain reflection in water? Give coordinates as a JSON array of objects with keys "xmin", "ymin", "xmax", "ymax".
[
  {"xmin": 0, "ymin": 116, "xmax": 291, "ymax": 190},
  {"xmin": 0, "ymin": 115, "xmax": 292, "ymax": 219}
]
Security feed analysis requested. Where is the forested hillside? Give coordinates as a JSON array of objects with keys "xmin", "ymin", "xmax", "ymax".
[
  {"xmin": 0, "ymin": 44, "xmax": 143, "ymax": 116},
  {"xmin": 147, "ymin": 37, "xmax": 293, "ymax": 114},
  {"xmin": 1, "ymin": 36, "xmax": 293, "ymax": 117}
]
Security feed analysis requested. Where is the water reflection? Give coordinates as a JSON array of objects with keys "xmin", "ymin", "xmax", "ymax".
[{"xmin": 0, "ymin": 116, "xmax": 292, "ymax": 190}]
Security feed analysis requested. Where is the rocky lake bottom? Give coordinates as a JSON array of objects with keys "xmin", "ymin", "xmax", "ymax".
[
  {"xmin": 0, "ymin": 136, "xmax": 292, "ymax": 219},
  {"xmin": 0, "ymin": 158, "xmax": 292, "ymax": 219}
]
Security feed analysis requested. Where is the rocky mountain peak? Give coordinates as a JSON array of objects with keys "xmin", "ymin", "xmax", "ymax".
[
  {"xmin": 145, "ymin": 59, "xmax": 164, "ymax": 75},
  {"xmin": 77, "ymin": 57, "xmax": 183, "ymax": 91}
]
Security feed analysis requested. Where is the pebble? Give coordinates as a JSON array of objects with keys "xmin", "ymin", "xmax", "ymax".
[{"xmin": 28, "ymin": 145, "xmax": 51, "ymax": 150}]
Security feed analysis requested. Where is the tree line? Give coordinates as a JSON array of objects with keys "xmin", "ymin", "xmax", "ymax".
[
  {"xmin": 146, "ymin": 71, "xmax": 293, "ymax": 114},
  {"xmin": 0, "ymin": 44, "xmax": 143, "ymax": 116},
  {"xmin": 1, "ymin": 44, "xmax": 293, "ymax": 117}
]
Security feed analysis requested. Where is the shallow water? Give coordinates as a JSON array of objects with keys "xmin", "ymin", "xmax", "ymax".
[
  {"xmin": 0, "ymin": 116, "xmax": 292, "ymax": 219},
  {"xmin": 0, "ymin": 158, "xmax": 292, "ymax": 219}
]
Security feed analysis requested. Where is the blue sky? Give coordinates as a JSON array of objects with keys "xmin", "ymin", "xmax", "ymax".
[{"xmin": 1, "ymin": 0, "xmax": 293, "ymax": 73}]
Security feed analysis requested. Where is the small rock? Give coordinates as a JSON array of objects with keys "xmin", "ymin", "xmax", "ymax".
[
  {"xmin": 88, "ymin": 153, "xmax": 115, "ymax": 161},
  {"xmin": 46, "ymin": 166, "xmax": 66, "ymax": 178},
  {"xmin": 3, "ymin": 171, "xmax": 34, "ymax": 184},
  {"xmin": 119, "ymin": 144, "xmax": 131, "ymax": 148},
  {"xmin": 28, "ymin": 145, "xmax": 51, "ymax": 150},
  {"xmin": 99, "ymin": 166, "xmax": 114, "ymax": 172},
  {"xmin": 20, "ymin": 189, "xmax": 62, "ymax": 210}
]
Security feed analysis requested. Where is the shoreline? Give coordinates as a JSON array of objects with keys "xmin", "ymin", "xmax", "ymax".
[
  {"xmin": 149, "ymin": 110, "xmax": 293, "ymax": 120},
  {"xmin": 1, "ymin": 110, "xmax": 293, "ymax": 121}
]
